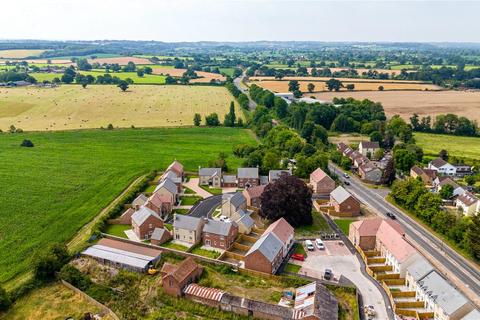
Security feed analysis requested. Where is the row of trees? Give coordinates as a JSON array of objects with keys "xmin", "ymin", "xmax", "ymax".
[
  {"xmin": 410, "ymin": 113, "xmax": 478, "ymax": 137},
  {"xmin": 390, "ymin": 178, "xmax": 480, "ymax": 261},
  {"xmin": 193, "ymin": 102, "xmax": 243, "ymax": 127}
]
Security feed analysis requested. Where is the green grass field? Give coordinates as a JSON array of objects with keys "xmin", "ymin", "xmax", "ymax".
[
  {"xmin": 104, "ymin": 224, "xmax": 131, "ymax": 238},
  {"xmin": 30, "ymin": 71, "xmax": 167, "ymax": 84},
  {"xmin": 414, "ymin": 132, "xmax": 480, "ymax": 161},
  {"xmin": 0, "ymin": 85, "xmax": 241, "ymax": 131},
  {"xmin": 334, "ymin": 219, "xmax": 356, "ymax": 235},
  {"xmin": 0, "ymin": 127, "xmax": 256, "ymax": 285},
  {"xmin": 295, "ymin": 212, "xmax": 331, "ymax": 237}
]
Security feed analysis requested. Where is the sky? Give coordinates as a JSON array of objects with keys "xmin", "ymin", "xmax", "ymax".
[{"xmin": 1, "ymin": 0, "xmax": 479, "ymax": 43}]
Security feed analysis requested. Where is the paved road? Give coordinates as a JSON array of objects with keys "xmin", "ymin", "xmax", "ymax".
[
  {"xmin": 188, "ymin": 194, "xmax": 223, "ymax": 219},
  {"xmin": 233, "ymin": 74, "xmax": 256, "ymax": 110},
  {"xmin": 329, "ymin": 164, "xmax": 480, "ymax": 300}
]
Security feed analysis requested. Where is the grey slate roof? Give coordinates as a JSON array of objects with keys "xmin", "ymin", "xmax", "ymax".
[
  {"xmin": 268, "ymin": 169, "xmax": 291, "ymax": 181},
  {"xmin": 418, "ymin": 271, "xmax": 469, "ymax": 316},
  {"xmin": 260, "ymin": 175, "xmax": 269, "ymax": 185},
  {"xmin": 151, "ymin": 227, "xmax": 170, "ymax": 241},
  {"xmin": 406, "ymin": 257, "xmax": 434, "ymax": 281},
  {"xmin": 132, "ymin": 194, "xmax": 148, "ymax": 206},
  {"xmin": 223, "ymin": 192, "xmax": 246, "ymax": 209},
  {"xmin": 222, "ymin": 175, "xmax": 237, "ymax": 183},
  {"xmin": 235, "ymin": 209, "xmax": 255, "ymax": 229},
  {"xmin": 203, "ymin": 219, "xmax": 236, "ymax": 236},
  {"xmin": 237, "ymin": 167, "xmax": 259, "ymax": 179},
  {"xmin": 330, "ymin": 186, "xmax": 352, "ymax": 204},
  {"xmin": 162, "ymin": 170, "xmax": 182, "ymax": 183},
  {"xmin": 246, "ymin": 232, "xmax": 283, "ymax": 262},
  {"xmin": 430, "ymin": 157, "xmax": 449, "ymax": 168},
  {"xmin": 173, "ymin": 214, "xmax": 203, "ymax": 231},
  {"xmin": 360, "ymin": 141, "xmax": 380, "ymax": 149},
  {"xmin": 199, "ymin": 167, "xmax": 222, "ymax": 177},
  {"xmin": 132, "ymin": 206, "xmax": 161, "ymax": 226},
  {"xmin": 155, "ymin": 178, "xmax": 178, "ymax": 195}
]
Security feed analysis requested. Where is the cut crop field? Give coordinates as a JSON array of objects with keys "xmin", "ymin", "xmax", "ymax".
[
  {"xmin": 0, "ymin": 85, "xmax": 241, "ymax": 131},
  {"xmin": 312, "ymin": 90, "xmax": 480, "ymax": 123},
  {"xmin": 0, "ymin": 127, "xmax": 257, "ymax": 285},
  {"xmin": 87, "ymin": 56, "xmax": 152, "ymax": 65},
  {"xmin": 414, "ymin": 132, "xmax": 480, "ymax": 161},
  {"xmin": 249, "ymin": 80, "xmax": 439, "ymax": 93},
  {"xmin": 152, "ymin": 67, "xmax": 226, "ymax": 83},
  {"xmin": 249, "ymin": 76, "xmax": 428, "ymax": 83},
  {"xmin": 0, "ymin": 49, "xmax": 46, "ymax": 59}
]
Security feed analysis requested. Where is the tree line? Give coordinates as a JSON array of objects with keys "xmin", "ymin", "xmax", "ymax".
[{"xmin": 410, "ymin": 113, "xmax": 478, "ymax": 137}]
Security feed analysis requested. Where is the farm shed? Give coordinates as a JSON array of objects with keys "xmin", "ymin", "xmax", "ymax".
[{"xmin": 81, "ymin": 238, "xmax": 161, "ymax": 272}]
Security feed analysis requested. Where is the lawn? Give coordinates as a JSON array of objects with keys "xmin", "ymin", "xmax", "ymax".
[
  {"xmin": 161, "ymin": 241, "xmax": 189, "ymax": 252},
  {"xmin": 190, "ymin": 246, "xmax": 221, "ymax": 259},
  {"xmin": 183, "ymin": 186, "xmax": 195, "ymax": 194},
  {"xmin": 173, "ymin": 209, "xmax": 190, "ymax": 215},
  {"xmin": 0, "ymin": 85, "xmax": 242, "ymax": 131},
  {"xmin": 295, "ymin": 212, "xmax": 332, "ymax": 237},
  {"xmin": 2, "ymin": 282, "xmax": 111, "ymax": 320},
  {"xmin": 293, "ymin": 243, "xmax": 308, "ymax": 257},
  {"xmin": 103, "ymin": 224, "xmax": 131, "ymax": 238},
  {"xmin": 144, "ymin": 184, "xmax": 156, "ymax": 193},
  {"xmin": 414, "ymin": 132, "xmax": 480, "ymax": 161},
  {"xmin": 284, "ymin": 263, "xmax": 301, "ymax": 273},
  {"xmin": 200, "ymin": 185, "xmax": 223, "ymax": 195},
  {"xmin": 0, "ymin": 127, "xmax": 257, "ymax": 286},
  {"xmin": 334, "ymin": 219, "xmax": 356, "ymax": 235},
  {"xmin": 180, "ymin": 196, "xmax": 202, "ymax": 205}
]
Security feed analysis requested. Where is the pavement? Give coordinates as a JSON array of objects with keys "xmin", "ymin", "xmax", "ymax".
[
  {"xmin": 124, "ymin": 229, "xmax": 140, "ymax": 242},
  {"xmin": 329, "ymin": 163, "xmax": 480, "ymax": 304},
  {"xmin": 183, "ymin": 178, "xmax": 213, "ymax": 198},
  {"xmin": 188, "ymin": 194, "xmax": 223, "ymax": 219},
  {"xmin": 298, "ymin": 243, "xmax": 390, "ymax": 320}
]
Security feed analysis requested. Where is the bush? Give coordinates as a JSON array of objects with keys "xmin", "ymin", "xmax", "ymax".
[
  {"xmin": 59, "ymin": 265, "xmax": 92, "ymax": 291},
  {"xmin": 20, "ymin": 139, "xmax": 34, "ymax": 147},
  {"xmin": 33, "ymin": 243, "xmax": 70, "ymax": 282},
  {"xmin": 0, "ymin": 286, "xmax": 11, "ymax": 312},
  {"xmin": 107, "ymin": 124, "xmax": 114, "ymax": 130}
]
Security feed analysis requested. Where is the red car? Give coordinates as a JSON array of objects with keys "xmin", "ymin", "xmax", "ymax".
[{"xmin": 291, "ymin": 253, "xmax": 305, "ymax": 261}]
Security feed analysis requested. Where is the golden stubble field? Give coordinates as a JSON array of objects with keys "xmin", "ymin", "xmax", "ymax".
[
  {"xmin": 0, "ymin": 85, "xmax": 241, "ymax": 131},
  {"xmin": 312, "ymin": 90, "xmax": 480, "ymax": 123},
  {"xmin": 0, "ymin": 49, "xmax": 46, "ymax": 59},
  {"xmin": 152, "ymin": 67, "xmax": 226, "ymax": 83},
  {"xmin": 249, "ymin": 79, "xmax": 440, "ymax": 93}
]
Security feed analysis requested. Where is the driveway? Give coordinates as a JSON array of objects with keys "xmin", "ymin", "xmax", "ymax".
[
  {"xmin": 298, "ymin": 241, "xmax": 390, "ymax": 320},
  {"xmin": 183, "ymin": 178, "xmax": 212, "ymax": 198}
]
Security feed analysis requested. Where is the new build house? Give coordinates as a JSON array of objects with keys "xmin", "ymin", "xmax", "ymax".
[
  {"xmin": 155, "ymin": 178, "xmax": 179, "ymax": 204},
  {"xmin": 330, "ymin": 186, "xmax": 361, "ymax": 216},
  {"xmin": 237, "ymin": 167, "xmax": 260, "ymax": 188},
  {"xmin": 132, "ymin": 194, "xmax": 148, "ymax": 210},
  {"xmin": 172, "ymin": 214, "xmax": 205, "ymax": 245},
  {"xmin": 349, "ymin": 218, "xmax": 404, "ymax": 251},
  {"xmin": 221, "ymin": 192, "xmax": 247, "ymax": 217},
  {"xmin": 145, "ymin": 192, "xmax": 172, "ymax": 218},
  {"xmin": 243, "ymin": 184, "xmax": 266, "ymax": 208},
  {"xmin": 199, "ymin": 167, "xmax": 222, "ymax": 188},
  {"xmin": 202, "ymin": 219, "xmax": 238, "ymax": 250},
  {"xmin": 131, "ymin": 206, "xmax": 164, "ymax": 240},
  {"xmin": 309, "ymin": 168, "xmax": 335, "ymax": 195},
  {"xmin": 268, "ymin": 169, "xmax": 291, "ymax": 183}
]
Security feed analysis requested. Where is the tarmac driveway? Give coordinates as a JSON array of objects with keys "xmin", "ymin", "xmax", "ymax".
[{"xmin": 298, "ymin": 241, "xmax": 389, "ymax": 320}]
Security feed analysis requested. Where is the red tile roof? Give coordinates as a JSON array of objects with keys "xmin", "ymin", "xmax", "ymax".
[
  {"xmin": 167, "ymin": 160, "xmax": 184, "ymax": 173},
  {"xmin": 310, "ymin": 168, "xmax": 331, "ymax": 183},
  {"xmin": 263, "ymin": 217, "xmax": 294, "ymax": 245},
  {"xmin": 244, "ymin": 184, "xmax": 266, "ymax": 198},
  {"xmin": 351, "ymin": 218, "xmax": 404, "ymax": 237},
  {"xmin": 149, "ymin": 192, "xmax": 172, "ymax": 207},
  {"xmin": 166, "ymin": 257, "xmax": 202, "ymax": 283},
  {"xmin": 376, "ymin": 221, "xmax": 417, "ymax": 263}
]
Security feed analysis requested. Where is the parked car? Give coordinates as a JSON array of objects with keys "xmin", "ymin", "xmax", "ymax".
[
  {"xmin": 305, "ymin": 240, "xmax": 315, "ymax": 251},
  {"xmin": 343, "ymin": 173, "xmax": 350, "ymax": 178},
  {"xmin": 324, "ymin": 268, "xmax": 332, "ymax": 280},
  {"xmin": 344, "ymin": 180, "xmax": 350, "ymax": 186},
  {"xmin": 386, "ymin": 212, "xmax": 396, "ymax": 219},
  {"xmin": 291, "ymin": 253, "xmax": 305, "ymax": 261},
  {"xmin": 315, "ymin": 238, "xmax": 325, "ymax": 250}
]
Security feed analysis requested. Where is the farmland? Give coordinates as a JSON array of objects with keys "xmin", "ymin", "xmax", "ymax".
[
  {"xmin": 152, "ymin": 67, "xmax": 226, "ymax": 83},
  {"xmin": 0, "ymin": 85, "xmax": 241, "ymax": 131},
  {"xmin": 414, "ymin": 132, "xmax": 480, "ymax": 161},
  {"xmin": 0, "ymin": 49, "xmax": 46, "ymax": 59},
  {"xmin": 249, "ymin": 79, "xmax": 440, "ymax": 93},
  {"xmin": 30, "ymin": 71, "xmax": 167, "ymax": 84},
  {"xmin": 312, "ymin": 90, "xmax": 480, "ymax": 123},
  {"xmin": 87, "ymin": 56, "xmax": 152, "ymax": 65},
  {"xmin": 0, "ymin": 127, "xmax": 257, "ymax": 285},
  {"xmin": 2, "ymin": 282, "xmax": 113, "ymax": 320}
]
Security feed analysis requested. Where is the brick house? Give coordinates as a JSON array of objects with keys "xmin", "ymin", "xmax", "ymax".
[
  {"xmin": 154, "ymin": 178, "xmax": 179, "ymax": 204},
  {"xmin": 330, "ymin": 186, "xmax": 360, "ymax": 216},
  {"xmin": 243, "ymin": 185, "xmax": 266, "ymax": 208},
  {"xmin": 131, "ymin": 206, "xmax": 164, "ymax": 240},
  {"xmin": 222, "ymin": 174, "xmax": 237, "ymax": 187},
  {"xmin": 172, "ymin": 214, "xmax": 205, "ymax": 245},
  {"xmin": 231, "ymin": 209, "xmax": 255, "ymax": 234},
  {"xmin": 161, "ymin": 257, "xmax": 203, "ymax": 297},
  {"xmin": 349, "ymin": 218, "xmax": 403, "ymax": 251},
  {"xmin": 164, "ymin": 160, "xmax": 184, "ymax": 181},
  {"xmin": 244, "ymin": 232, "xmax": 284, "ymax": 274},
  {"xmin": 202, "ymin": 219, "xmax": 238, "ymax": 250},
  {"xmin": 199, "ymin": 167, "xmax": 222, "ymax": 188},
  {"xmin": 237, "ymin": 167, "xmax": 260, "ymax": 188},
  {"xmin": 145, "ymin": 192, "xmax": 172, "ymax": 219},
  {"xmin": 221, "ymin": 192, "xmax": 247, "ymax": 217},
  {"xmin": 410, "ymin": 165, "xmax": 437, "ymax": 185},
  {"xmin": 309, "ymin": 168, "xmax": 335, "ymax": 195},
  {"xmin": 262, "ymin": 218, "xmax": 295, "ymax": 257},
  {"xmin": 358, "ymin": 141, "xmax": 380, "ymax": 157},
  {"xmin": 161, "ymin": 170, "xmax": 183, "ymax": 193}
]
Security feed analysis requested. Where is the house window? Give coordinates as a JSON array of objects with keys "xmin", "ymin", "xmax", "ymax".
[
  {"xmin": 220, "ymin": 242, "xmax": 224, "ymax": 247},
  {"xmin": 206, "ymin": 239, "xmax": 211, "ymax": 246},
  {"xmin": 169, "ymin": 279, "xmax": 173, "ymax": 287}
]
